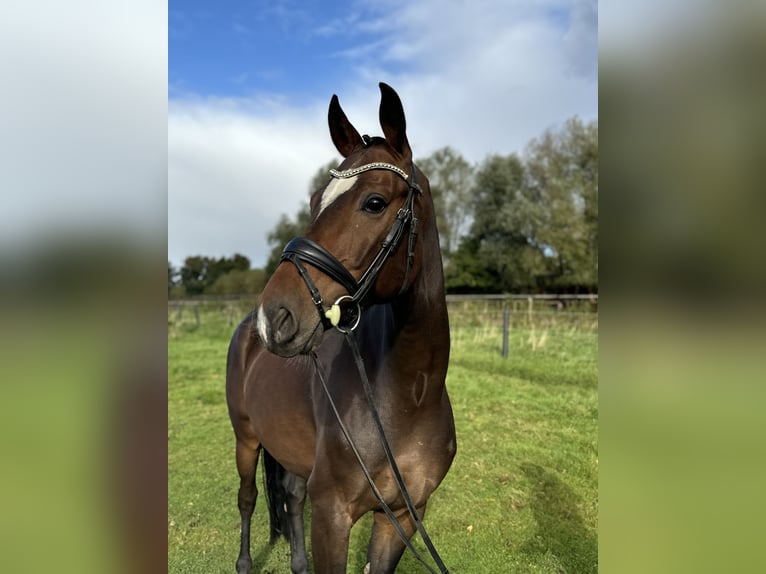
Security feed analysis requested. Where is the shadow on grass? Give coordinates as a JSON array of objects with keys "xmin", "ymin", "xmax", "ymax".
[
  {"xmin": 248, "ymin": 504, "xmax": 314, "ymax": 574},
  {"xmin": 520, "ymin": 463, "xmax": 597, "ymax": 574},
  {"xmin": 249, "ymin": 541, "xmax": 278, "ymax": 573}
]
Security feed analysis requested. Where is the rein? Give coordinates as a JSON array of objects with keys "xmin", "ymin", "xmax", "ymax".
[{"xmin": 281, "ymin": 160, "xmax": 450, "ymax": 573}]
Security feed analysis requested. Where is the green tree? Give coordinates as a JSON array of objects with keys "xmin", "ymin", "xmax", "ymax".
[
  {"xmin": 207, "ymin": 268, "xmax": 267, "ymax": 295},
  {"xmin": 470, "ymin": 153, "xmax": 549, "ymax": 291},
  {"xmin": 417, "ymin": 147, "xmax": 474, "ymax": 258},
  {"xmin": 524, "ymin": 117, "xmax": 598, "ymax": 291},
  {"xmin": 444, "ymin": 236, "xmax": 497, "ymax": 292},
  {"xmin": 179, "ymin": 255, "xmax": 211, "ymax": 296},
  {"xmin": 446, "ymin": 117, "xmax": 598, "ymax": 293},
  {"xmin": 179, "ymin": 253, "xmax": 251, "ymax": 295}
]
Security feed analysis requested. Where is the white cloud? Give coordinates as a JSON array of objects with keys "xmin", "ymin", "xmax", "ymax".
[
  {"xmin": 168, "ymin": 97, "xmax": 337, "ymax": 267},
  {"xmin": 355, "ymin": 0, "xmax": 597, "ymax": 159},
  {"xmin": 169, "ymin": 0, "xmax": 597, "ymax": 267}
]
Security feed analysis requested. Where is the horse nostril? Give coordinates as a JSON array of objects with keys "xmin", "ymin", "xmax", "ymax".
[{"xmin": 272, "ymin": 306, "xmax": 297, "ymax": 345}]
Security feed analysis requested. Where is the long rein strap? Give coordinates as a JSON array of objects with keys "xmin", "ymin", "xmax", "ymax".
[{"xmin": 311, "ymin": 332, "xmax": 450, "ymax": 574}]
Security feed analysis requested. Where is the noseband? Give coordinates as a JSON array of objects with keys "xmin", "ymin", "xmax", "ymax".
[{"xmin": 280, "ymin": 160, "xmax": 422, "ymax": 331}]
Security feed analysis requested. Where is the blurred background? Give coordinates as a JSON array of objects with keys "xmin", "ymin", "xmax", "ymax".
[
  {"xmin": 600, "ymin": 2, "xmax": 766, "ymax": 573},
  {"xmin": 1, "ymin": 1, "xmax": 166, "ymax": 573}
]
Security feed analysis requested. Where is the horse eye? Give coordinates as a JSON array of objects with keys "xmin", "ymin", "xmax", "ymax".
[{"xmin": 363, "ymin": 196, "xmax": 388, "ymax": 214}]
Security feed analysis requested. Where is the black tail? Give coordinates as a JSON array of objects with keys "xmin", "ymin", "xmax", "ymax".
[{"xmin": 262, "ymin": 449, "xmax": 291, "ymax": 544}]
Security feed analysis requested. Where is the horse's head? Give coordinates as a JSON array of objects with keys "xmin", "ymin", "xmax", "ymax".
[{"xmin": 257, "ymin": 83, "xmax": 432, "ymax": 357}]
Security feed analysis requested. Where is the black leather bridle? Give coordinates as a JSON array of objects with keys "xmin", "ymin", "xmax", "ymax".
[{"xmin": 280, "ymin": 159, "xmax": 422, "ymax": 332}]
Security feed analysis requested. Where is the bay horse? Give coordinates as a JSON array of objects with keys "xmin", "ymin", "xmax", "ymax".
[{"xmin": 226, "ymin": 83, "xmax": 456, "ymax": 574}]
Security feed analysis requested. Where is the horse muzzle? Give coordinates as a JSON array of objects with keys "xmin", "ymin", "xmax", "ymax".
[{"xmin": 256, "ymin": 298, "xmax": 324, "ymax": 357}]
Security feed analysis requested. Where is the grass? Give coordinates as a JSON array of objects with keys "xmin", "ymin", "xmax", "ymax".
[{"xmin": 168, "ymin": 300, "xmax": 598, "ymax": 573}]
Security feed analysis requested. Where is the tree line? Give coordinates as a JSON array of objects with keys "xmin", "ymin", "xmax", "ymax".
[
  {"xmin": 169, "ymin": 116, "xmax": 597, "ymax": 297},
  {"xmin": 168, "ymin": 254, "xmax": 266, "ymax": 298}
]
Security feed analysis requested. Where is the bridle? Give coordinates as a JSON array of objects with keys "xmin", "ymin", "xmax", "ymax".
[
  {"xmin": 278, "ymin": 155, "xmax": 451, "ymax": 573},
  {"xmin": 280, "ymin": 159, "xmax": 422, "ymax": 332}
]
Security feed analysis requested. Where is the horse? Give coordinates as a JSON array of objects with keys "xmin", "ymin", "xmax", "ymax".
[{"xmin": 226, "ymin": 83, "xmax": 456, "ymax": 574}]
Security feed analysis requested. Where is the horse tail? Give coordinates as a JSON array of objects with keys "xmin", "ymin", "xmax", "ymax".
[{"xmin": 262, "ymin": 449, "xmax": 291, "ymax": 544}]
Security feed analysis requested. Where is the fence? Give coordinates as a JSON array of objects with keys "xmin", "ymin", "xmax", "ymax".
[
  {"xmin": 168, "ymin": 296, "xmax": 257, "ymax": 327},
  {"xmin": 168, "ymin": 294, "xmax": 598, "ymax": 357},
  {"xmin": 167, "ymin": 294, "xmax": 597, "ymax": 322},
  {"xmin": 443, "ymin": 294, "xmax": 597, "ymax": 358}
]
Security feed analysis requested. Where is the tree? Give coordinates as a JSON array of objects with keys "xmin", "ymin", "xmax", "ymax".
[
  {"xmin": 444, "ymin": 236, "xmax": 497, "ymax": 293},
  {"xmin": 417, "ymin": 147, "xmax": 474, "ymax": 258},
  {"xmin": 523, "ymin": 117, "xmax": 598, "ymax": 291},
  {"xmin": 179, "ymin": 255, "xmax": 210, "ymax": 296},
  {"xmin": 445, "ymin": 117, "xmax": 598, "ymax": 293},
  {"xmin": 179, "ymin": 253, "xmax": 251, "ymax": 295},
  {"xmin": 215, "ymin": 253, "xmax": 250, "ymax": 279},
  {"xmin": 207, "ymin": 268, "xmax": 267, "ymax": 295},
  {"xmin": 467, "ymin": 153, "xmax": 550, "ymax": 291}
]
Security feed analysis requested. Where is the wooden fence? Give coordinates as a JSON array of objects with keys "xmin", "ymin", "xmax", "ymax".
[{"xmin": 168, "ymin": 294, "xmax": 599, "ymax": 358}]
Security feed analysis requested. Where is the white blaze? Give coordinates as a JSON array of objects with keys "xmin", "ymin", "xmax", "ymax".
[
  {"xmin": 318, "ymin": 175, "xmax": 358, "ymax": 215},
  {"xmin": 256, "ymin": 304, "xmax": 269, "ymax": 343}
]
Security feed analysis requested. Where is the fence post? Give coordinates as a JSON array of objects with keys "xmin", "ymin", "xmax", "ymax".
[{"xmin": 502, "ymin": 309, "xmax": 510, "ymax": 359}]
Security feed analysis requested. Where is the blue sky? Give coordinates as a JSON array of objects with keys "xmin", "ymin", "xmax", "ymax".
[
  {"xmin": 168, "ymin": 0, "xmax": 598, "ymax": 268},
  {"xmin": 170, "ymin": 1, "xmax": 398, "ymax": 102}
]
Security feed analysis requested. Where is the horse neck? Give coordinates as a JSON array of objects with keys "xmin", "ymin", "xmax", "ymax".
[{"xmin": 389, "ymin": 218, "xmax": 450, "ymax": 375}]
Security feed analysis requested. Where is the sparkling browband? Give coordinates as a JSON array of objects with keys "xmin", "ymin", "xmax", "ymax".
[{"xmin": 329, "ymin": 162, "xmax": 409, "ymax": 181}]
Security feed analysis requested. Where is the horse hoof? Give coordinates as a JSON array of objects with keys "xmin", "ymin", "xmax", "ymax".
[{"xmin": 236, "ymin": 556, "xmax": 252, "ymax": 574}]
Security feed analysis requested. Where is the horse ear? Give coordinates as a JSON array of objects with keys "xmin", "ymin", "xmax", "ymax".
[
  {"xmin": 378, "ymin": 82, "xmax": 411, "ymax": 159},
  {"xmin": 328, "ymin": 94, "xmax": 363, "ymax": 158}
]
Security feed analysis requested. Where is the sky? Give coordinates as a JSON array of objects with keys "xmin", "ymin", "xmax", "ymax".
[{"xmin": 168, "ymin": 0, "xmax": 598, "ymax": 269}]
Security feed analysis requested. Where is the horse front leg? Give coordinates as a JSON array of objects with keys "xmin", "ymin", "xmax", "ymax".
[
  {"xmin": 234, "ymin": 441, "xmax": 261, "ymax": 574},
  {"xmin": 365, "ymin": 504, "xmax": 425, "ymax": 574},
  {"xmin": 307, "ymin": 489, "xmax": 354, "ymax": 574}
]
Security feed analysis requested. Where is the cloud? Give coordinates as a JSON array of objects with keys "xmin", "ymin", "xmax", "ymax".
[
  {"xmin": 343, "ymin": 0, "xmax": 597, "ymax": 158},
  {"xmin": 168, "ymin": 97, "xmax": 338, "ymax": 267},
  {"xmin": 169, "ymin": 0, "xmax": 597, "ymax": 268}
]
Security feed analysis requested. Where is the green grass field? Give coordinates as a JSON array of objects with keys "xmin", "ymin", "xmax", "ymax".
[{"xmin": 168, "ymin": 300, "xmax": 598, "ymax": 573}]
